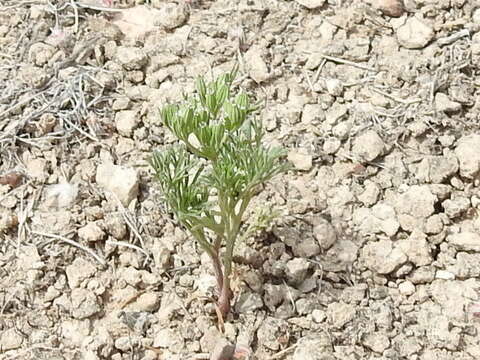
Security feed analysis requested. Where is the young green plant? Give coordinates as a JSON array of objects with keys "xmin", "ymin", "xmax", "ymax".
[{"xmin": 149, "ymin": 68, "xmax": 288, "ymax": 318}]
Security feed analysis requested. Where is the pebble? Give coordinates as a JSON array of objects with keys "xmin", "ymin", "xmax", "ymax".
[
  {"xmin": 285, "ymin": 258, "xmax": 311, "ymax": 285},
  {"xmin": 244, "ymin": 45, "xmax": 270, "ymax": 83},
  {"xmin": 287, "ymin": 150, "xmax": 313, "ymax": 171},
  {"xmin": 454, "ymin": 134, "xmax": 480, "ymax": 178},
  {"xmin": 435, "ymin": 93, "xmax": 462, "ymax": 113},
  {"xmin": 116, "ymin": 46, "xmax": 148, "ymax": 70},
  {"xmin": 447, "ymin": 232, "xmax": 480, "ymax": 252},
  {"xmin": 371, "ymin": 0, "xmax": 405, "ymax": 17},
  {"xmin": 158, "ymin": 2, "xmax": 188, "ymax": 30},
  {"xmin": 78, "ymin": 222, "xmax": 105, "ymax": 243},
  {"xmin": 294, "ymin": 0, "xmax": 326, "ymax": 9},
  {"xmin": 396, "ymin": 17, "xmax": 434, "ymax": 49},
  {"xmin": 115, "ymin": 110, "xmax": 138, "ymax": 137},
  {"xmin": 398, "ymin": 281, "xmax": 415, "ymax": 296},
  {"xmin": 96, "ymin": 162, "xmax": 139, "ymax": 206},
  {"xmin": 66, "ymin": 258, "xmax": 96, "ymax": 288},
  {"xmin": 352, "ymin": 130, "xmax": 385, "ymax": 162}
]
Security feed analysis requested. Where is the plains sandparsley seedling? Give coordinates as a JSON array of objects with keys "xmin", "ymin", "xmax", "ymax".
[{"xmin": 150, "ymin": 68, "xmax": 288, "ymax": 319}]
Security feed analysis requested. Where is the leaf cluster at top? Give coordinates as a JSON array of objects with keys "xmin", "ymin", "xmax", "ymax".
[{"xmin": 150, "ymin": 68, "xmax": 288, "ymax": 241}]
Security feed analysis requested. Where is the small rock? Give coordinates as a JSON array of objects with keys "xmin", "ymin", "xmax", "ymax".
[
  {"xmin": 323, "ymin": 138, "xmax": 341, "ymax": 154},
  {"xmin": 371, "ymin": 0, "xmax": 405, "ymax": 17},
  {"xmin": 361, "ymin": 239, "xmax": 407, "ymax": 274},
  {"xmin": 115, "ymin": 110, "xmax": 138, "ymax": 137},
  {"xmin": 105, "ymin": 215, "xmax": 127, "ymax": 239},
  {"xmin": 196, "ymin": 274, "xmax": 217, "ymax": 296},
  {"xmin": 325, "ymin": 78, "xmax": 343, "ymax": 96},
  {"xmin": 435, "ymin": 270, "xmax": 455, "ymax": 280},
  {"xmin": 78, "ymin": 222, "xmax": 105, "ymax": 243},
  {"xmin": 397, "ymin": 230, "xmax": 433, "ymax": 266},
  {"xmin": 17, "ymin": 245, "xmax": 44, "ymax": 271},
  {"xmin": 352, "ymin": 130, "xmax": 385, "ymax": 162},
  {"xmin": 264, "ymin": 284, "xmax": 285, "ymax": 310},
  {"xmin": 133, "ymin": 292, "xmax": 159, "ymax": 312},
  {"xmin": 285, "ymin": 258, "xmax": 311, "ymax": 285},
  {"xmin": 301, "ymin": 104, "xmax": 324, "ymax": 125},
  {"xmin": 353, "ymin": 203, "xmax": 400, "ymax": 237},
  {"xmin": 407, "ymin": 266, "xmax": 435, "ymax": 284},
  {"xmin": 153, "ymin": 328, "xmax": 184, "ymax": 352},
  {"xmin": 116, "ymin": 46, "xmax": 148, "ymax": 70},
  {"xmin": 362, "ymin": 332, "xmax": 390, "ymax": 353},
  {"xmin": 66, "ymin": 258, "xmax": 96, "ymax": 288},
  {"xmin": 235, "ymin": 292, "xmax": 264, "ymax": 313},
  {"xmin": 25, "ymin": 157, "xmax": 47, "ymax": 182},
  {"xmin": 416, "ymin": 155, "xmax": 458, "ymax": 184},
  {"xmin": 0, "ymin": 328, "xmax": 23, "ymax": 351},
  {"xmin": 312, "ymin": 309, "xmax": 327, "ymax": 323},
  {"xmin": 71, "ymin": 288, "xmax": 101, "ymax": 319},
  {"xmin": 435, "ymin": 93, "xmax": 462, "ymax": 113},
  {"xmin": 425, "ymin": 214, "xmax": 444, "ymax": 234},
  {"xmin": 43, "ymin": 182, "xmax": 78, "ymax": 209},
  {"xmin": 292, "ymin": 334, "xmax": 333, "ymax": 360},
  {"xmin": 313, "ymin": 217, "xmax": 337, "ymax": 250},
  {"xmin": 442, "ymin": 197, "xmax": 470, "ymax": 218},
  {"xmin": 158, "ymin": 3, "xmax": 188, "ymax": 30},
  {"xmin": 325, "ymin": 103, "xmax": 348, "ymax": 125},
  {"xmin": 294, "ymin": 0, "xmax": 326, "ymax": 10},
  {"xmin": 398, "ymin": 281, "xmax": 415, "ymax": 296},
  {"xmin": 244, "ymin": 45, "xmax": 269, "ymax": 83},
  {"xmin": 396, "ymin": 17, "xmax": 434, "ymax": 49},
  {"xmin": 115, "ymin": 336, "xmax": 139, "ymax": 352},
  {"xmin": 394, "ymin": 185, "xmax": 437, "ymax": 219},
  {"xmin": 293, "ymin": 236, "xmax": 320, "ymax": 257},
  {"xmin": 287, "ymin": 150, "xmax": 313, "ymax": 171},
  {"xmin": 96, "ymin": 163, "xmax": 139, "ymax": 206},
  {"xmin": 327, "ymin": 302, "xmax": 356, "ymax": 328},
  {"xmin": 358, "ymin": 181, "xmax": 380, "ymax": 206},
  {"xmin": 454, "ymin": 134, "xmax": 480, "ymax": 178},
  {"xmin": 447, "ymin": 232, "xmax": 480, "ymax": 252}
]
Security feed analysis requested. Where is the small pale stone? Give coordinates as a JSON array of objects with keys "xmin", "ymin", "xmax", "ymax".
[
  {"xmin": 133, "ymin": 292, "xmax": 159, "ymax": 312},
  {"xmin": 116, "ymin": 46, "xmax": 148, "ymax": 70},
  {"xmin": 327, "ymin": 302, "xmax": 356, "ymax": 328},
  {"xmin": 325, "ymin": 78, "xmax": 343, "ymax": 96},
  {"xmin": 0, "ymin": 328, "xmax": 23, "ymax": 350},
  {"xmin": 435, "ymin": 93, "xmax": 462, "ymax": 113},
  {"xmin": 454, "ymin": 134, "xmax": 480, "ymax": 178},
  {"xmin": 153, "ymin": 328, "xmax": 184, "ymax": 352},
  {"xmin": 323, "ymin": 138, "xmax": 341, "ymax": 154},
  {"xmin": 294, "ymin": 0, "xmax": 325, "ymax": 10},
  {"xmin": 288, "ymin": 150, "xmax": 313, "ymax": 171},
  {"xmin": 312, "ymin": 309, "xmax": 327, "ymax": 323},
  {"xmin": 235, "ymin": 292, "xmax": 264, "ymax": 313},
  {"xmin": 398, "ymin": 281, "xmax": 415, "ymax": 296},
  {"xmin": 115, "ymin": 110, "xmax": 138, "ymax": 137},
  {"xmin": 244, "ymin": 45, "xmax": 269, "ymax": 83},
  {"xmin": 397, "ymin": 17, "xmax": 434, "ymax": 49},
  {"xmin": 71, "ymin": 288, "xmax": 101, "ymax": 319},
  {"xmin": 352, "ymin": 130, "xmax": 385, "ymax": 162},
  {"xmin": 158, "ymin": 3, "xmax": 188, "ymax": 30},
  {"xmin": 447, "ymin": 232, "xmax": 480, "ymax": 252},
  {"xmin": 66, "ymin": 258, "xmax": 96, "ymax": 288},
  {"xmin": 435, "ymin": 270, "xmax": 455, "ymax": 280},
  {"xmin": 285, "ymin": 258, "xmax": 311, "ymax": 285},
  {"xmin": 78, "ymin": 222, "xmax": 105, "ymax": 242},
  {"xmin": 96, "ymin": 163, "xmax": 139, "ymax": 206},
  {"xmin": 363, "ymin": 332, "xmax": 390, "ymax": 353},
  {"xmin": 371, "ymin": 0, "xmax": 405, "ymax": 17}
]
